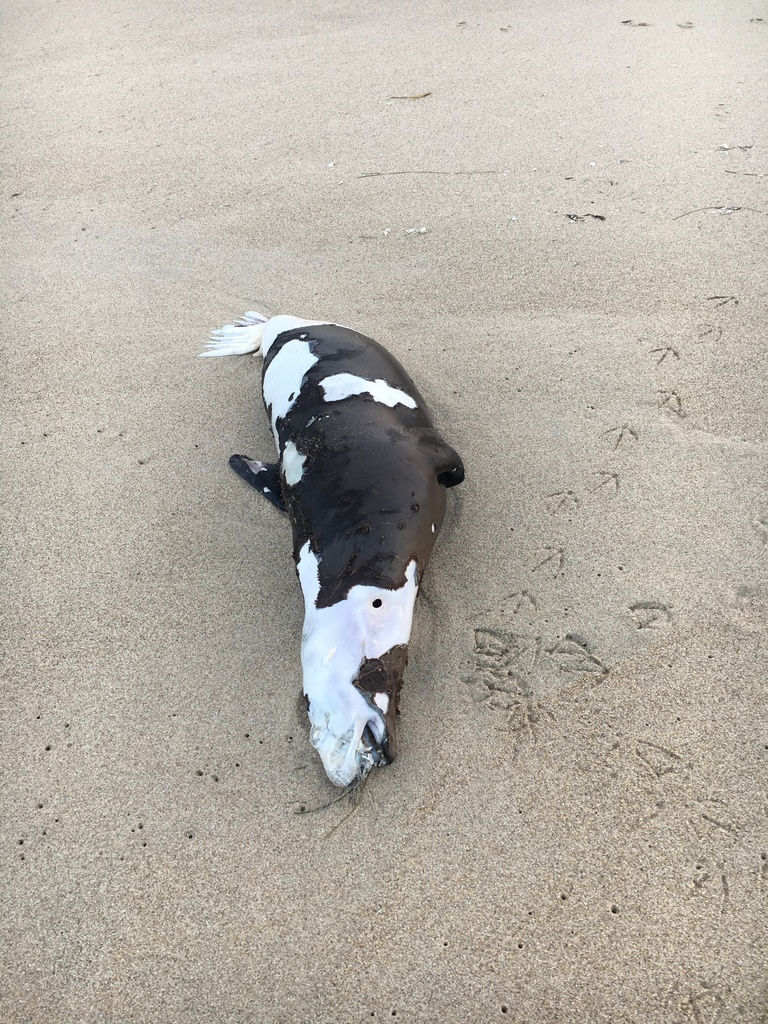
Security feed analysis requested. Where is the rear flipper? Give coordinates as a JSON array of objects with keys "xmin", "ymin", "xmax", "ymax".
[
  {"xmin": 199, "ymin": 311, "xmax": 269, "ymax": 358},
  {"xmin": 229, "ymin": 454, "xmax": 286, "ymax": 512}
]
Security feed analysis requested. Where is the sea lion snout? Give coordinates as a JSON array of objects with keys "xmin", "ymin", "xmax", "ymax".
[
  {"xmin": 298, "ymin": 545, "xmax": 418, "ymax": 786},
  {"xmin": 308, "ymin": 705, "xmax": 388, "ymax": 789},
  {"xmin": 304, "ymin": 649, "xmax": 405, "ymax": 787}
]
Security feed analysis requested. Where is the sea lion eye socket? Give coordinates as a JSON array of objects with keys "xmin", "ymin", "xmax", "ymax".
[{"xmin": 372, "ymin": 598, "xmax": 383, "ymax": 608}]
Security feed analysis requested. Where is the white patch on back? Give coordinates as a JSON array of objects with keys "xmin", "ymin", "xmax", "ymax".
[
  {"xmin": 320, "ymin": 373, "xmax": 418, "ymax": 410},
  {"xmin": 262, "ymin": 340, "xmax": 318, "ymax": 439},
  {"xmin": 281, "ymin": 440, "xmax": 306, "ymax": 486},
  {"xmin": 296, "ymin": 543, "xmax": 418, "ymax": 787},
  {"xmin": 260, "ymin": 315, "xmax": 335, "ymax": 357},
  {"xmin": 201, "ymin": 312, "xmax": 338, "ymax": 360},
  {"xmin": 373, "ymin": 693, "xmax": 390, "ymax": 713}
]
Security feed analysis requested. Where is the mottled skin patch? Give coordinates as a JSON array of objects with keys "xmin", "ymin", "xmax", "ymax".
[
  {"xmin": 352, "ymin": 645, "xmax": 409, "ymax": 760},
  {"xmin": 263, "ymin": 323, "xmax": 463, "ymax": 607}
]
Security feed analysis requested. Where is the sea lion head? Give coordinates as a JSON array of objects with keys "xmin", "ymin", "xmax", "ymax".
[{"xmin": 297, "ymin": 542, "xmax": 417, "ymax": 787}]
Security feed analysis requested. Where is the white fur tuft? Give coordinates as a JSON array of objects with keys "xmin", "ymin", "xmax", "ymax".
[
  {"xmin": 198, "ymin": 311, "xmax": 268, "ymax": 358},
  {"xmin": 235, "ymin": 310, "xmax": 269, "ymax": 327}
]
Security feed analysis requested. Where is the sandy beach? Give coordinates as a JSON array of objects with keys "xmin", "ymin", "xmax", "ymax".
[{"xmin": 3, "ymin": 1, "xmax": 767, "ymax": 1020}]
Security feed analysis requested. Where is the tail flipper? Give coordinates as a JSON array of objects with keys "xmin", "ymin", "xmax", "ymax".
[{"xmin": 199, "ymin": 311, "xmax": 269, "ymax": 358}]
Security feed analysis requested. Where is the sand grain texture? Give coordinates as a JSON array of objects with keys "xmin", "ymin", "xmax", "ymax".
[{"xmin": 2, "ymin": 1, "xmax": 767, "ymax": 1021}]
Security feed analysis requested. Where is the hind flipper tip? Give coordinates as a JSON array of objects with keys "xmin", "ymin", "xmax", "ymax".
[
  {"xmin": 235, "ymin": 310, "xmax": 269, "ymax": 326},
  {"xmin": 199, "ymin": 320, "xmax": 265, "ymax": 358},
  {"xmin": 229, "ymin": 455, "xmax": 287, "ymax": 512}
]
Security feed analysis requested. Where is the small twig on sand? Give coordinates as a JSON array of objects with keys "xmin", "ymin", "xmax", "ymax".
[
  {"xmin": 292, "ymin": 770, "xmax": 370, "ymax": 827},
  {"xmin": 565, "ymin": 213, "xmax": 606, "ymax": 222},
  {"xmin": 389, "ymin": 91, "xmax": 432, "ymax": 100},
  {"xmin": 324, "ymin": 775, "xmax": 371, "ymax": 838},
  {"xmin": 673, "ymin": 205, "xmax": 767, "ymax": 220},
  {"xmin": 293, "ymin": 789, "xmax": 349, "ymax": 815},
  {"xmin": 357, "ymin": 169, "xmax": 499, "ymax": 178}
]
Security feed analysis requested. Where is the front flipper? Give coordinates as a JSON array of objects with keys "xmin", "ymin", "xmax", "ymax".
[
  {"xmin": 418, "ymin": 431, "xmax": 465, "ymax": 488},
  {"xmin": 437, "ymin": 450, "xmax": 464, "ymax": 488},
  {"xmin": 229, "ymin": 454, "xmax": 286, "ymax": 512}
]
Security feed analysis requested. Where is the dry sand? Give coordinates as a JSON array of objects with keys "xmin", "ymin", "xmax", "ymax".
[{"xmin": 3, "ymin": 1, "xmax": 767, "ymax": 1021}]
